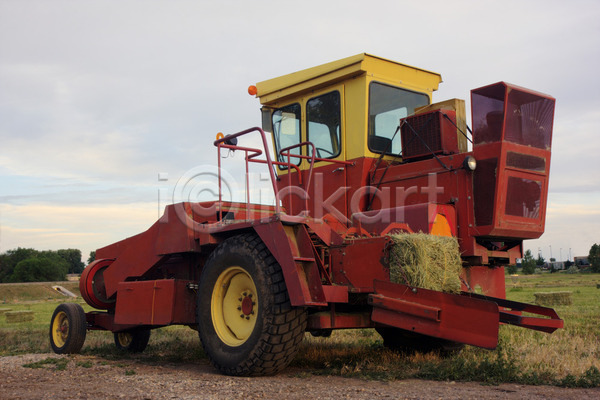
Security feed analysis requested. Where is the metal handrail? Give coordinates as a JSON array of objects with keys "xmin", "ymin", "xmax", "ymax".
[
  {"xmin": 214, "ymin": 128, "xmax": 354, "ymax": 219},
  {"xmin": 214, "ymin": 127, "xmax": 283, "ymax": 217}
]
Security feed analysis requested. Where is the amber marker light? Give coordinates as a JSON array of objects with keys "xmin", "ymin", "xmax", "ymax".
[
  {"xmin": 216, "ymin": 132, "xmax": 224, "ymax": 140},
  {"xmin": 247, "ymin": 85, "xmax": 258, "ymax": 96}
]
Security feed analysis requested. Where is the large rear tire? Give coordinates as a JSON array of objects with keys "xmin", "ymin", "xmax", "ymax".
[
  {"xmin": 197, "ymin": 233, "xmax": 307, "ymax": 376},
  {"xmin": 49, "ymin": 303, "xmax": 87, "ymax": 354}
]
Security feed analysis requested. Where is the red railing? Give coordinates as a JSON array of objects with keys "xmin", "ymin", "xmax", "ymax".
[{"xmin": 214, "ymin": 127, "xmax": 353, "ymax": 220}]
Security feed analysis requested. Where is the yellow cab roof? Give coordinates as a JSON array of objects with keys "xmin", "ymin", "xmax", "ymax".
[{"xmin": 255, "ymin": 53, "xmax": 442, "ymax": 105}]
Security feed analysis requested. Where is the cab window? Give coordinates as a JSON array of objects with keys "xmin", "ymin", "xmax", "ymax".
[
  {"xmin": 307, "ymin": 91, "xmax": 341, "ymax": 159},
  {"xmin": 368, "ymin": 82, "xmax": 429, "ymax": 155},
  {"xmin": 272, "ymin": 103, "xmax": 301, "ymax": 167}
]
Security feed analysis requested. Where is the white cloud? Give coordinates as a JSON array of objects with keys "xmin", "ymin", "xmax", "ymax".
[
  {"xmin": 1, "ymin": 0, "xmax": 598, "ymax": 262},
  {"xmin": 0, "ymin": 202, "xmax": 159, "ymax": 258}
]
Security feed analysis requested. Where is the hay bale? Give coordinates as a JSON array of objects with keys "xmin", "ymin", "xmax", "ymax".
[
  {"xmin": 534, "ymin": 291, "xmax": 572, "ymax": 306},
  {"xmin": 388, "ymin": 233, "xmax": 463, "ymax": 294},
  {"xmin": 5, "ymin": 310, "xmax": 34, "ymax": 323}
]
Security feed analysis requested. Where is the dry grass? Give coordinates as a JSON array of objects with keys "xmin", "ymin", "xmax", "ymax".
[
  {"xmin": 1, "ymin": 274, "xmax": 600, "ymax": 386},
  {"xmin": 5, "ymin": 310, "xmax": 34, "ymax": 323},
  {"xmin": 534, "ymin": 291, "xmax": 572, "ymax": 306},
  {"xmin": 387, "ymin": 233, "xmax": 462, "ymax": 293}
]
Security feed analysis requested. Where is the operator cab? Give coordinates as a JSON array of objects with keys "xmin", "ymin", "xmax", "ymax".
[{"xmin": 254, "ymin": 53, "xmax": 465, "ymax": 169}]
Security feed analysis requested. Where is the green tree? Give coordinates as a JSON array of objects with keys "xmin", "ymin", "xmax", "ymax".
[
  {"xmin": 87, "ymin": 250, "xmax": 96, "ymax": 265},
  {"xmin": 589, "ymin": 243, "xmax": 600, "ymax": 273},
  {"xmin": 521, "ymin": 249, "xmax": 537, "ymax": 275},
  {"xmin": 0, "ymin": 248, "xmax": 37, "ymax": 283},
  {"xmin": 57, "ymin": 249, "xmax": 85, "ymax": 274},
  {"xmin": 536, "ymin": 254, "xmax": 545, "ymax": 266},
  {"xmin": 10, "ymin": 257, "xmax": 68, "ymax": 282},
  {"xmin": 506, "ymin": 264, "xmax": 518, "ymax": 274}
]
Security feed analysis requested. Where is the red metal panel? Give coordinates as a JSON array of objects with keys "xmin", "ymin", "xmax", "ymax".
[
  {"xmin": 330, "ymin": 236, "xmax": 389, "ymax": 290},
  {"xmin": 114, "ymin": 280, "xmax": 196, "ymax": 326},
  {"xmin": 100, "ymin": 204, "xmax": 200, "ymax": 298},
  {"xmin": 86, "ymin": 311, "xmax": 138, "ymax": 332},
  {"xmin": 322, "ymin": 285, "xmax": 349, "ymax": 303},
  {"xmin": 370, "ymin": 294, "xmax": 441, "ymax": 322},
  {"xmin": 307, "ymin": 312, "xmax": 372, "ymax": 330},
  {"xmin": 369, "ymin": 280, "xmax": 499, "ymax": 349},
  {"xmin": 461, "ymin": 266, "xmax": 506, "ymax": 298},
  {"xmin": 253, "ymin": 221, "xmax": 327, "ymax": 307},
  {"xmin": 351, "ymin": 203, "xmax": 457, "ymax": 237}
]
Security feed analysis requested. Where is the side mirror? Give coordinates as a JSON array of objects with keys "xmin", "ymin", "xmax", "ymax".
[{"xmin": 261, "ymin": 107, "xmax": 273, "ymax": 133}]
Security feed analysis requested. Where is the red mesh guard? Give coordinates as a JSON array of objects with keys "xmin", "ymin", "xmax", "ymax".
[
  {"xmin": 472, "ymin": 85, "xmax": 505, "ymax": 145},
  {"xmin": 505, "ymin": 90, "xmax": 554, "ymax": 150},
  {"xmin": 505, "ymin": 176, "xmax": 542, "ymax": 219}
]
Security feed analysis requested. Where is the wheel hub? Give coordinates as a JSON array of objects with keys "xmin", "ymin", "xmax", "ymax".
[
  {"xmin": 51, "ymin": 311, "xmax": 69, "ymax": 347},
  {"xmin": 240, "ymin": 294, "xmax": 254, "ymax": 316}
]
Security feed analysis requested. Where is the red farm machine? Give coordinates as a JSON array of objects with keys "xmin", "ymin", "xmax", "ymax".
[{"xmin": 50, "ymin": 54, "xmax": 562, "ymax": 376}]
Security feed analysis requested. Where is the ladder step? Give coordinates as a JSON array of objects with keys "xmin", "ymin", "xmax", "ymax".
[{"xmin": 293, "ymin": 257, "xmax": 315, "ymax": 262}]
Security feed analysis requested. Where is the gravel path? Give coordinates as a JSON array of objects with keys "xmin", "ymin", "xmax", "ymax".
[{"xmin": 1, "ymin": 353, "xmax": 598, "ymax": 400}]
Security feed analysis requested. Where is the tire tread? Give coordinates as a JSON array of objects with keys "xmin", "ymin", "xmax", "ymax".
[{"xmin": 198, "ymin": 232, "xmax": 307, "ymax": 376}]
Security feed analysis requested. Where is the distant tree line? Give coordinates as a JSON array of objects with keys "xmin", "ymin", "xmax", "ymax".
[
  {"xmin": 0, "ymin": 248, "xmax": 86, "ymax": 283},
  {"xmin": 509, "ymin": 243, "xmax": 600, "ymax": 275},
  {"xmin": 590, "ymin": 243, "xmax": 600, "ymax": 273}
]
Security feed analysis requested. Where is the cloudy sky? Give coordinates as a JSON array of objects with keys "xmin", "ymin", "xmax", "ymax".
[{"xmin": 1, "ymin": 0, "xmax": 599, "ymax": 263}]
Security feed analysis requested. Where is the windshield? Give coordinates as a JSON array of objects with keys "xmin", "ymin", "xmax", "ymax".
[
  {"xmin": 272, "ymin": 103, "xmax": 301, "ymax": 167},
  {"xmin": 368, "ymin": 82, "xmax": 430, "ymax": 155}
]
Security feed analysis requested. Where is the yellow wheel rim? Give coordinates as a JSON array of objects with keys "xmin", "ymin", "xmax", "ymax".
[
  {"xmin": 116, "ymin": 332, "xmax": 133, "ymax": 347},
  {"xmin": 211, "ymin": 266, "xmax": 258, "ymax": 347},
  {"xmin": 51, "ymin": 311, "xmax": 69, "ymax": 348}
]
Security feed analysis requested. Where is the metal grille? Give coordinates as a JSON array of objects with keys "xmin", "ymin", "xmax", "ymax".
[{"xmin": 401, "ymin": 110, "xmax": 457, "ymax": 159}]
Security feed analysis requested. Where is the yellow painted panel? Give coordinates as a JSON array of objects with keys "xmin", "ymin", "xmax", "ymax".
[{"xmin": 256, "ymin": 53, "xmax": 441, "ymax": 106}]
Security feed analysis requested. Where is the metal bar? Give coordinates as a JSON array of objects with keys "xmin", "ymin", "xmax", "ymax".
[
  {"xmin": 369, "ymin": 293, "xmax": 441, "ymax": 322},
  {"xmin": 463, "ymin": 292, "xmax": 564, "ymax": 333},
  {"xmin": 245, "ymin": 149, "xmax": 250, "ymax": 218},
  {"xmin": 217, "ymin": 143, "xmax": 222, "ymax": 221}
]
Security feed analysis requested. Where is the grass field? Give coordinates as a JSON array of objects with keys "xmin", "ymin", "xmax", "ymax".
[{"xmin": 1, "ymin": 273, "xmax": 599, "ymax": 387}]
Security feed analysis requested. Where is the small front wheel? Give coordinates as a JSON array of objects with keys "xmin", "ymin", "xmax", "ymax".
[
  {"xmin": 49, "ymin": 303, "xmax": 87, "ymax": 354},
  {"xmin": 114, "ymin": 329, "xmax": 151, "ymax": 353}
]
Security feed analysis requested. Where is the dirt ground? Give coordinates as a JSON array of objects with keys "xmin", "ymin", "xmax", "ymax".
[{"xmin": 1, "ymin": 354, "xmax": 599, "ymax": 400}]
